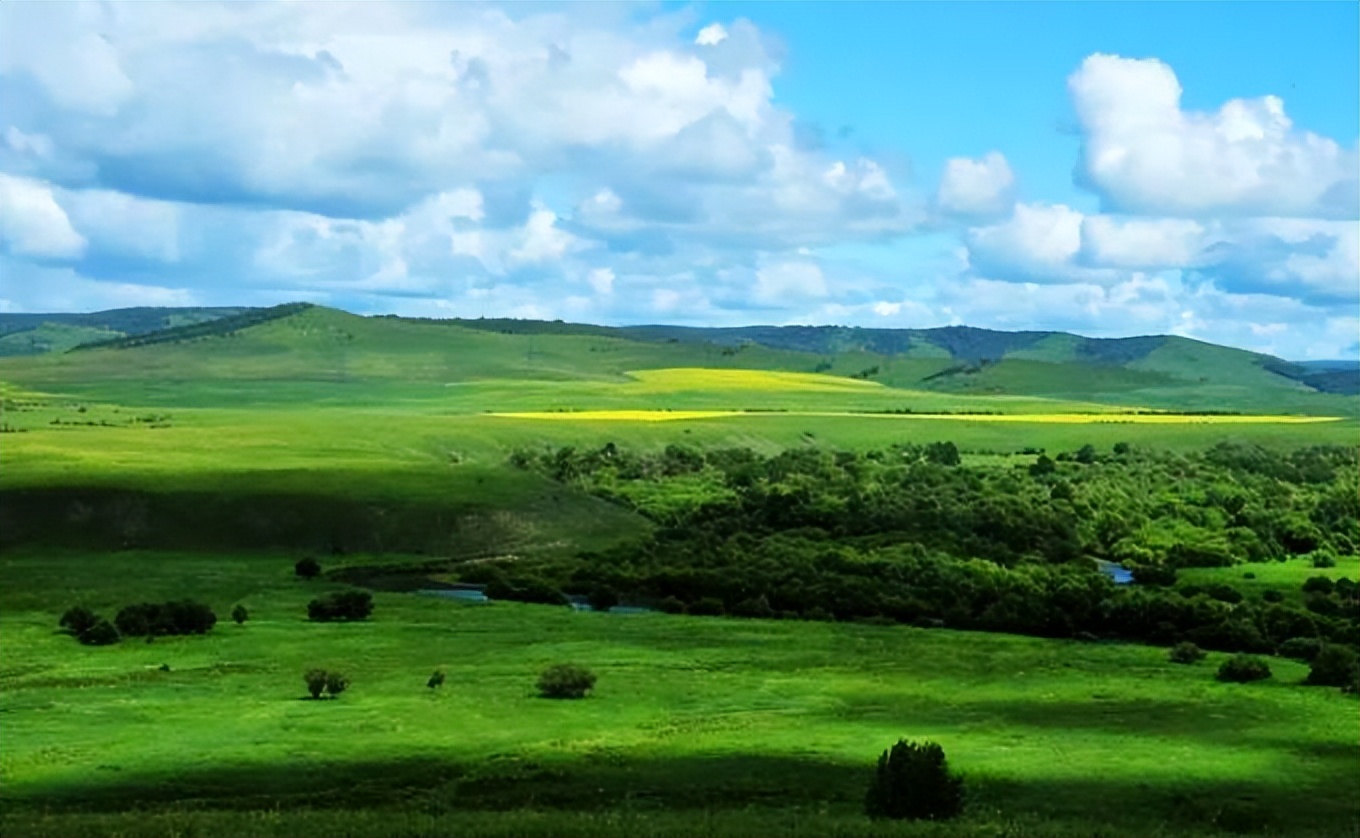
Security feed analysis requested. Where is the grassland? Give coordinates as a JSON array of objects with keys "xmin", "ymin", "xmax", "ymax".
[
  {"xmin": 2, "ymin": 548, "xmax": 1357, "ymax": 838},
  {"xmin": 1, "ymin": 306, "xmax": 1358, "ymax": 837}
]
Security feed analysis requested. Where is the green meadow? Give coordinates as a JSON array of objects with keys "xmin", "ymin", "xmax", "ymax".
[{"xmin": 1, "ymin": 305, "xmax": 1357, "ymax": 837}]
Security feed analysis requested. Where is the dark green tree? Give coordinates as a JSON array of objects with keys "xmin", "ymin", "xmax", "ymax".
[{"xmin": 864, "ymin": 739, "xmax": 964, "ymax": 821}]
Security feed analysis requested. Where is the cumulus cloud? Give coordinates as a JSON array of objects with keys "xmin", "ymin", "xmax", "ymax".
[
  {"xmin": 0, "ymin": 173, "xmax": 86, "ymax": 258},
  {"xmin": 1070, "ymin": 53, "xmax": 1359, "ymax": 219},
  {"xmin": 695, "ymin": 23, "xmax": 729, "ymax": 46},
  {"xmin": 935, "ymin": 151, "xmax": 1015, "ymax": 218},
  {"xmin": 754, "ymin": 258, "xmax": 828, "ymax": 302}
]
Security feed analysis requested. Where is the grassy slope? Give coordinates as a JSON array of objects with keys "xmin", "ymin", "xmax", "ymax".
[{"xmin": 1, "ymin": 548, "xmax": 1357, "ymax": 837}]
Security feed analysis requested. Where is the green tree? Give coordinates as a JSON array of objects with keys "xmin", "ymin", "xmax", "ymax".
[{"xmin": 864, "ymin": 739, "xmax": 964, "ymax": 821}]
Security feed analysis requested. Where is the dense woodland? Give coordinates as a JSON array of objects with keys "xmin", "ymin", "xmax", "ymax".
[{"xmin": 490, "ymin": 441, "xmax": 1360, "ymax": 659}]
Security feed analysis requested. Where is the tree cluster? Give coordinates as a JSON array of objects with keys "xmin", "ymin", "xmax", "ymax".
[{"xmin": 307, "ymin": 590, "xmax": 374, "ymax": 622}]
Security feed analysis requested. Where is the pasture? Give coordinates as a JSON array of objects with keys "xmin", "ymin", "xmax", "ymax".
[{"xmin": 2, "ymin": 308, "xmax": 1358, "ymax": 837}]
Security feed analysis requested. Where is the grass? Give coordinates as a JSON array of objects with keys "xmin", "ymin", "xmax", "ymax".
[
  {"xmin": 2, "ymin": 305, "xmax": 1359, "ymax": 836},
  {"xmin": 1, "ymin": 549, "xmax": 1357, "ymax": 837},
  {"xmin": 1180, "ymin": 555, "xmax": 1360, "ymax": 605}
]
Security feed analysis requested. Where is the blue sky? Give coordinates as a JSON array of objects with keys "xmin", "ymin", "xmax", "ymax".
[{"xmin": 0, "ymin": 1, "xmax": 1356, "ymax": 358}]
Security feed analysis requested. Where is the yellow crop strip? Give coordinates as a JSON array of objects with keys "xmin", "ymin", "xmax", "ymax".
[
  {"xmin": 489, "ymin": 410, "xmax": 1343, "ymax": 424},
  {"xmin": 623, "ymin": 368, "xmax": 884, "ymax": 393}
]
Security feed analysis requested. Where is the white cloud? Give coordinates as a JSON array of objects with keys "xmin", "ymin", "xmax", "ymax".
[
  {"xmin": 695, "ymin": 23, "xmax": 728, "ymax": 47},
  {"xmin": 936, "ymin": 151, "xmax": 1015, "ymax": 218},
  {"xmin": 0, "ymin": 173, "xmax": 86, "ymax": 258},
  {"xmin": 1078, "ymin": 216, "xmax": 1204, "ymax": 269},
  {"xmin": 755, "ymin": 258, "xmax": 828, "ymax": 302},
  {"xmin": 965, "ymin": 203, "xmax": 1118, "ymax": 285},
  {"xmin": 587, "ymin": 267, "xmax": 615, "ymax": 295},
  {"xmin": 1070, "ymin": 54, "xmax": 1359, "ymax": 218}
]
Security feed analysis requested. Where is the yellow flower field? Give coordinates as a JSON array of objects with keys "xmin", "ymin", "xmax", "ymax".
[
  {"xmin": 491, "ymin": 410, "xmax": 1342, "ymax": 424},
  {"xmin": 622, "ymin": 368, "xmax": 885, "ymax": 393}
]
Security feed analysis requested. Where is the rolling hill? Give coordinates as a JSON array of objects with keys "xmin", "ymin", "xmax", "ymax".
[
  {"xmin": 0, "ymin": 303, "xmax": 1355, "ymax": 414},
  {"xmin": 0, "ymin": 306, "xmax": 254, "ymax": 357}
]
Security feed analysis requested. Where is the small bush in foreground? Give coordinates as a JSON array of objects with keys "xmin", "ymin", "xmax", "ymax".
[
  {"xmin": 1217, "ymin": 655, "xmax": 1271, "ymax": 683},
  {"xmin": 537, "ymin": 663, "xmax": 596, "ymax": 699},
  {"xmin": 864, "ymin": 739, "xmax": 964, "ymax": 821},
  {"xmin": 1168, "ymin": 642, "xmax": 1206, "ymax": 664},
  {"xmin": 427, "ymin": 669, "xmax": 446, "ymax": 690},
  {"xmin": 295, "ymin": 557, "xmax": 321, "ymax": 579},
  {"xmin": 304, "ymin": 668, "xmax": 349, "ymax": 699},
  {"xmin": 231, "ymin": 604, "xmax": 248, "ymax": 625},
  {"xmin": 1305, "ymin": 645, "xmax": 1359, "ymax": 688},
  {"xmin": 78, "ymin": 619, "xmax": 120, "ymax": 646},
  {"xmin": 307, "ymin": 591, "xmax": 373, "ymax": 622},
  {"xmin": 59, "ymin": 606, "xmax": 99, "ymax": 637}
]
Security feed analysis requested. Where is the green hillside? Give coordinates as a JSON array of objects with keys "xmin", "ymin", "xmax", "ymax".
[{"xmin": 0, "ymin": 306, "xmax": 255, "ymax": 357}]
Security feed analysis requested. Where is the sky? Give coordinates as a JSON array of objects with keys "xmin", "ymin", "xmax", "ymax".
[{"xmin": 0, "ymin": 1, "xmax": 1356, "ymax": 359}]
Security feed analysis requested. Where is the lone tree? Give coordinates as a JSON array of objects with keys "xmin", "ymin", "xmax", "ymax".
[
  {"xmin": 537, "ymin": 663, "xmax": 597, "ymax": 699},
  {"xmin": 295, "ymin": 557, "xmax": 322, "ymax": 579},
  {"xmin": 427, "ymin": 669, "xmax": 446, "ymax": 690},
  {"xmin": 231, "ymin": 604, "xmax": 249, "ymax": 625},
  {"xmin": 304, "ymin": 668, "xmax": 329, "ymax": 699},
  {"xmin": 865, "ymin": 739, "xmax": 964, "ymax": 821}
]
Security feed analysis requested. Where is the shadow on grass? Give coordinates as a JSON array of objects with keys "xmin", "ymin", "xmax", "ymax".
[{"xmin": 3, "ymin": 750, "xmax": 1356, "ymax": 835}]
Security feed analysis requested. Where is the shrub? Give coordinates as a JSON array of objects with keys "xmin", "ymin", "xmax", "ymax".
[
  {"xmin": 1242, "ymin": 572, "xmax": 1256, "ymax": 580},
  {"xmin": 687, "ymin": 597, "xmax": 726, "ymax": 616},
  {"xmin": 864, "ymin": 739, "xmax": 964, "ymax": 821},
  {"xmin": 537, "ymin": 663, "xmax": 597, "ymax": 699},
  {"xmin": 427, "ymin": 669, "xmax": 446, "ymax": 690},
  {"xmin": 295, "ymin": 557, "xmax": 322, "ymax": 579},
  {"xmin": 231, "ymin": 604, "xmax": 248, "ymax": 625},
  {"xmin": 657, "ymin": 596, "xmax": 686, "ymax": 614},
  {"xmin": 1168, "ymin": 642, "xmax": 1207, "ymax": 664},
  {"xmin": 1262, "ymin": 589, "xmax": 1285, "ymax": 603},
  {"xmin": 78, "ymin": 618, "xmax": 120, "ymax": 646},
  {"xmin": 115, "ymin": 600, "xmax": 217, "ymax": 637},
  {"xmin": 1301, "ymin": 576, "xmax": 1335, "ymax": 595},
  {"xmin": 1305, "ymin": 645, "xmax": 1360, "ymax": 688},
  {"xmin": 587, "ymin": 586, "xmax": 620, "ymax": 612},
  {"xmin": 307, "ymin": 590, "xmax": 374, "ymax": 622},
  {"xmin": 1217, "ymin": 654, "xmax": 1271, "ymax": 683},
  {"xmin": 304, "ymin": 669, "xmax": 329, "ymax": 699},
  {"xmin": 1132, "ymin": 563, "xmax": 1177, "ymax": 587},
  {"xmin": 325, "ymin": 671, "xmax": 350, "ymax": 697},
  {"xmin": 59, "ymin": 606, "xmax": 99, "ymax": 637},
  {"xmin": 1310, "ymin": 551, "xmax": 1337, "ymax": 569},
  {"xmin": 1278, "ymin": 637, "xmax": 1322, "ymax": 661}
]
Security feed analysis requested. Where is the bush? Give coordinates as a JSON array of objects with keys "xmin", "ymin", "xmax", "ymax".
[
  {"xmin": 295, "ymin": 557, "xmax": 322, "ymax": 579},
  {"xmin": 78, "ymin": 618, "xmax": 120, "ymax": 646},
  {"xmin": 427, "ymin": 669, "xmax": 446, "ymax": 690},
  {"xmin": 1305, "ymin": 645, "xmax": 1360, "ymax": 688},
  {"xmin": 1310, "ymin": 551, "xmax": 1337, "ymax": 569},
  {"xmin": 864, "ymin": 739, "xmax": 964, "ymax": 821},
  {"xmin": 1168, "ymin": 642, "xmax": 1207, "ymax": 664},
  {"xmin": 1278, "ymin": 637, "xmax": 1322, "ymax": 661},
  {"xmin": 304, "ymin": 668, "xmax": 349, "ymax": 699},
  {"xmin": 325, "ymin": 671, "xmax": 350, "ymax": 697},
  {"xmin": 587, "ymin": 586, "xmax": 620, "ymax": 612},
  {"xmin": 657, "ymin": 596, "xmax": 686, "ymax": 614},
  {"xmin": 114, "ymin": 600, "xmax": 217, "ymax": 637},
  {"xmin": 307, "ymin": 591, "xmax": 374, "ymax": 622},
  {"xmin": 1132, "ymin": 563, "xmax": 1177, "ymax": 587},
  {"xmin": 687, "ymin": 597, "xmax": 726, "ymax": 616},
  {"xmin": 304, "ymin": 669, "xmax": 329, "ymax": 699},
  {"xmin": 1301, "ymin": 576, "xmax": 1335, "ymax": 595},
  {"xmin": 1262, "ymin": 589, "xmax": 1285, "ymax": 603},
  {"xmin": 537, "ymin": 663, "xmax": 597, "ymax": 699},
  {"xmin": 59, "ymin": 606, "xmax": 100, "ymax": 637},
  {"xmin": 1217, "ymin": 654, "xmax": 1272, "ymax": 683},
  {"xmin": 231, "ymin": 604, "xmax": 248, "ymax": 625}
]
